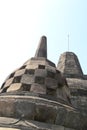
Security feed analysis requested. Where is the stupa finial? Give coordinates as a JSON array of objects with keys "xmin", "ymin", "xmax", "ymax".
[{"xmin": 35, "ymin": 36, "xmax": 47, "ymax": 58}]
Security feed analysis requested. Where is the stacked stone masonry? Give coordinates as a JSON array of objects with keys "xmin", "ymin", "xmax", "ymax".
[{"xmin": 0, "ymin": 36, "xmax": 87, "ymax": 130}]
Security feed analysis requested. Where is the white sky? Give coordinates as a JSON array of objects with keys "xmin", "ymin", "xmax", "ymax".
[{"xmin": 0, "ymin": 0, "xmax": 87, "ymax": 87}]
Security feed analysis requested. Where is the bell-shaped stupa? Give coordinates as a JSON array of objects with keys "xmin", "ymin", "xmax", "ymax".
[{"xmin": 0, "ymin": 36, "xmax": 87, "ymax": 130}]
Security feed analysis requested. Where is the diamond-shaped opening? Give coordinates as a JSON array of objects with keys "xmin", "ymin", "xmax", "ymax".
[
  {"xmin": 1, "ymin": 87, "xmax": 9, "ymax": 93},
  {"xmin": 56, "ymin": 69, "xmax": 60, "ymax": 73},
  {"xmin": 78, "ymin": 89, "xmax": 87, "ymax": 96},
  {"xmin": 12, "ymin": 76, "xmax": 21, "ymax": 83},
  {"xmin": 21, "ymin": 84, "xmax": 31, "ymax": 91},
  {"xmin": 1, "ymin": 82, "xmax": 5, "ymax": 89},
  {"xmin": 19, "ymin": 65, "xmax": 26, "ymax": 69},
  {"xmin": 25, "ymin": 69, "xmax": 35, "ymax": 75},
  {"xmin": 35, "ymin": 76, "xmax": 45, "ymax": 84},
  {"xmin": 46, "ymin": 87, "xmax": 56, "ymax": 96},
  {"xmin": 38, "ymin": 65, "xmax": 45, "ymax": 69},
  {"xmin": 58, "ymin": 83, "xmax": 63, "ymax": 88},
  {"xmin": 47, "ymin": 71, "xmax": 55, "ymax": 78},
  {"xmin": 9, "ymin": 72, "xmax": 15, "ymax": 78},
  {"xmin": 67, "ymin": 96, "xmax": 71, "ymax": 104}
]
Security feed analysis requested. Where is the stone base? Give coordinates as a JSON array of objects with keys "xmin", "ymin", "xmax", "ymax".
[
  {"xmin": 0, "ymin": 93, "xmax": 87, "ymax": 129},
  {"xmin": 0, "ymin": 117, "xmax": 75, "ymax": 130}
]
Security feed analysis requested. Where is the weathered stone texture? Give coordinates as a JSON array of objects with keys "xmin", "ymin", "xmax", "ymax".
[
  {"xmin": 57, "ymin": 51, "xmax": 87, "ymax": 128},
  {"xmin": 0, "ymin": 56, "xmax": 70, "ymax": 104},
  {"xmin": 0, "ymin": 117, "xmax": 76, "ymax": 130},
  {"xmin": 0, "ymin": 36, "xmax": 87, "ymax": 130},
  {"xmin": 30, "ymin": 83, "xmax": 46, "ymax": 94},
  {"xmin": 7, "ymin": 83, "xmax": 22, "ymax": 92},
  {"xmin": 0, "ymin": 94, "xmax": 86, "ymax": 129},
  {"xmin": 57, "ymin": 52, "xmax": 83, "ymax": 78},
  {"xmin": 35, "ymin": 36, "xmax": 47, "ymax": 58},
  {"xmin": 21, "ymin": 74, "xmax": 34, "ymax": 84}
]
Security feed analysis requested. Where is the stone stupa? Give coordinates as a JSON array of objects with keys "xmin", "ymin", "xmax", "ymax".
[{"xmin": 0, "ymin": 36, "xmax": 87, "ymax": 130}]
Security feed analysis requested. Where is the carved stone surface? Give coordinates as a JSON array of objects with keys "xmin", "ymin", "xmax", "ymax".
[
  {"xmin": 0, "ymin": 36, "xmax": 87, "ymax": 130},
  {"xmin": 35, "ymin": 36, "xmax": 47, "ymax": 58},
  {"xmin": 57, "ymin": 51, "xmax": 87, "ymax": 121},
  {"xmin": 57, "ymin": 52, "xmax": 83, "ymax": 78}
]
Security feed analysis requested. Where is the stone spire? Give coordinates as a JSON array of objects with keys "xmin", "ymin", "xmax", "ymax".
[
  {"xmin": 35, "ymin": 36, "xmax": 47, "ymax": 58},
  {"xmin": 57, "ymin": 52, "xmax": 83, "ymax": 78}
]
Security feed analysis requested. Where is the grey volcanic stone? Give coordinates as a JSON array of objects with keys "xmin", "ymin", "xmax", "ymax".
[
  {"xmin": 0, "ymin": 117, "xmax": 76, "ymax": 130},
  {"xmin": 35, "ymin": 103, "xmax": 57, "ymax": 123},
  {"xmin": 15, "ymin": 100, "xmax": 35, "ymax": 119},
  {"xmin": 45, "ymin": 78, "xmax": 57, "ymax": 89},
  {"xmin": 0, "ymin": 36, "xmax": 87, "ymax": 130},
  {"xmin": 35, "ymin": 36, "xmax": 47, "ymax": 58},
  {"xmin": 57, "ymin": 51, "xmax": 87, "ymax": 130},
  {"xmin": 0, "ymin": 100, "xmax": 15, "ymax": 117},
  {"xmin": 57, "ymin": 52, "xmax": 83, "ymax": 78},
  {"xmin": 55, "ymin": 107, "xmax": 87, "ymax": 129},
  {"xmin": 35, "ymin": 69, "xmax": 47, "ymax": 77},
  {"xmin": 30, "ymin": 83, "xmax": 46, "ymax": 94},
  {"xmin": 21, "ymin": 74, "xmax": 34, "ymax": 84}
]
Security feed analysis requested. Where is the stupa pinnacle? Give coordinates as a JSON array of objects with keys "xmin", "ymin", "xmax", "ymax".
[{"xmin": 35, "ymin": 36, "xmax": 47, "ymax": 58}]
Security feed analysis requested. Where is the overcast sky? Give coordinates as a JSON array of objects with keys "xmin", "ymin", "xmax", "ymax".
[{"xmin": 0, "ymin": 0, "xmax": 87, "ymax": 87}]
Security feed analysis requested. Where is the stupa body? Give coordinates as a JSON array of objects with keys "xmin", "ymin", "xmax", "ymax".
[
  {"xmin": 0, "ymin": 36, "xmax": 87, "ymax": 130},
  {"xmin": 57, "ymin": 52, "xmax": 87, "ymax": 116}
]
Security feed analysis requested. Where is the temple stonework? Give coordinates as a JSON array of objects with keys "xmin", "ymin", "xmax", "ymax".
[{"xmin": 0, "ymin": 36, "xmax": 87, "ymax": 130}]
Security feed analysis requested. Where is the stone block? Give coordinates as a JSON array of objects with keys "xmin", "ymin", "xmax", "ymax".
[
  {"xmin": 35, "ymin": 69, "xmax": 47, "ymax": 77},
  {"xmin": 64, "ymin": 111, "xmax": 82, "ymax": 129},
  {"xmin": 4, "ymin": 78, "xmax": 14, "ymax": 87},
  {"xmin": 14, "ymin": 69, "xmax": 25, "ymax": 77},
  {"xmin": 25, "ymin": 69, "xmax": 35, "ymax": 75},
  {"xmin": 27, "ymin": 59, "xmax": 46, "ymax": 66},
  {"xmin": 55, "ymin": 107, "xmax": 84, "ymax": 130},
  {"xmin": 58, "ymin": 86, "xmax": 70, "ymax": 102},
  {"xmin": 26, "ymin": 64, "xmax": 38, "ymax": 69},
  {"xmin": 7, "ymin": 83, "xmax": 22, "ymax": 92},
  {"xmin": 52, "ymin": 125, "xmax": 64, "ymax": 130},
  {"xmin": 0, "ymin": 100, "xmax": 15, "ymax": 117},
  {"xmin": 26, "ymin": 120, "xmax": 52, "ymax": 130},
  {"xmin": 55, "ymin": 107, "xmax": 67, "ymax": 126},
  {"xmin": 47, "ymin": 70, "xmax": 55, "ymax": 78},
  {"xmin": 0, "ymin": 127, "xmax": 20, "ymax": 130},
  {"xmin": 45, "ymin": 78, "xmax": 57, "ymax": 89},
  {"xmin": 34, "ymin": 76, "xmax": 45, "ymax": 84},
  {"xmin": 46, "ymin": 65, "xmax": 56, "ymax": 73},
  {"xmin": 35, "ymin": 104, "xmax": 57, "ymax": 124},
  {"xmin": 30, "ymin": 83, "xmax": 46, "ymax": 94},
  {"xmin": 15, "ymin": 100, "xmax": 35, "ymax": 119},
  {"xmin": 21, "ymin": 74, "xmax": 34, "ymax": 84}
]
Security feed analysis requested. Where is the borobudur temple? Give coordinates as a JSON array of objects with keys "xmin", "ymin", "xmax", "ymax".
[{"xmin": 0, "ymin": 36, "xmax": 87, "ymax": 130}]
